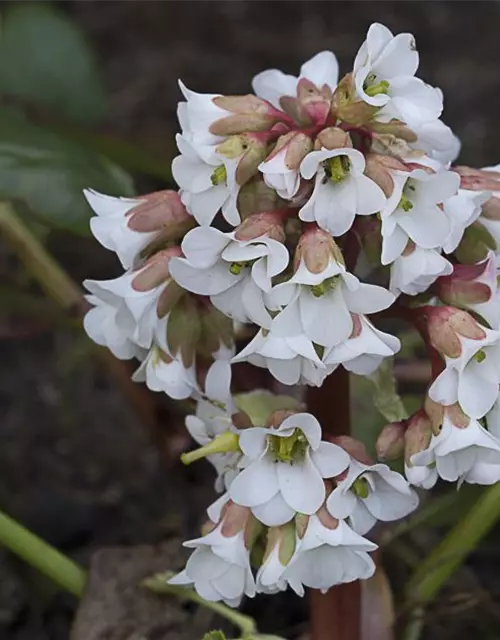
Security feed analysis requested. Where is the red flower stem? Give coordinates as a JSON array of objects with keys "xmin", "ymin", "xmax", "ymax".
[{"xmin": 307, "ymin": 368, "xmax": 361, "ymax": 640}]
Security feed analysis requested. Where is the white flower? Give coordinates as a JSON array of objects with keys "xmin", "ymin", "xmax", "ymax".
[
  {"xmin": 84, "ymin": 189, "xmax": 191, "ymax": 270},
  {"xmin": 132, "ymin": 344, "xmax": 198, "ymax": 400},
  {"xmin": 231, "ymin": 326, "xmax": 329, "ymax": 386},
  {"xmin": 169, "ymin": 506, "xmax": 256, "ymax": 607},
  {"xmin": 172, "ymin": 134, "xmax": 240, "ymax": 226},
  {"xmin": 83, "ymin": 291, "xmax": 144, "ymax": 360},
  {"xmin": 256, "ymin": 523, "xmax": 299, "ymax": 594},
  {"xmin": 411, "ymin": 413, "xmax": 500, "ymax": 485},
  {"xmin": 177, "ymin": 81, "xmax": 229, "ymax": 146},
  {"xmin": 429, "ymin": 327, "xmax": 500, "ymax": 419},
  {"xmin": 411, "ymin": 119, "xmax": 461, "ymax": 166},
  {"xmin": 389, "ymin": 245, "xmax": 453, "ymax": 297},
  {"xmin": 186, "ymin": 361, "xmax": 241, "ymax": 491},
  {"xmin": 283, "ymin": 513, "xmax": 377, "ymax": 595},
  {"xmin": 229, "ymin": 413, "xmax": 349, "ymax": 526},
  {"xmin": 258, "ymin": 132, "xmax": 312, "ymax": 200},
  {"xmin": 252, "ymin": 51, "xmax": 339, "ymax": 110},
  {"xmin": 354, "ymin": 23, "xmax": 442, "ymax": 127},
  {"xmin": 323, "ymin": 315, "xmax": 400, "ymax": 375},
  {"xmin": 299, "ymin": 147, "xmax": 386, "ymax": 237},
  {"xmin": 404, "ymin": 461, "xmax": 438, "ymax": 489},
  {"xmin": 169, "ymin": 226, "xmax": 288, "ymax": 327},
  {"xmin": 326, "ymin": 459, "xmax": 418, "ymax": 535},
  {"xmin": 442, "ymin": 189, "xmax": 490, "ymax": 254},
  {"xmin": 381, "ymin": 168, "xmax": 459, "ymax": 265},
  {"xmin": 269, "ymin": 258, "xmax": 394, "ymax": 349}
]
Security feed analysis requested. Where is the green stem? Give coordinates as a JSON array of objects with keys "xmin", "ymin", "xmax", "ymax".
[
  {"xmin": 143, "ymin": 572, "xmax": 257, "ymax": 636},
  {"xmin": 0, "ymin": 508, "xmax": 87, "ymax": 597},
  {"xmin": 405, "ymin": 482, "xmax": 500, "ymax": 603}
]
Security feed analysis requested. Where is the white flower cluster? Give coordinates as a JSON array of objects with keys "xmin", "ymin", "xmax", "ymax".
[{"xmin": 171, "ymin": 384, "xmax": 417, "ymax": 606}]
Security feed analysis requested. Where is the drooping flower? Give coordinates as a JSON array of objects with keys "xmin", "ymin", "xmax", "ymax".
[
  {"xmin": 84, "ymin": 189, "xmax": 193, "ymax": 270},
  {"xmin": 259, "ymin": 131, "xmax": 312, "ymax": 200},
  {"xmin": 326, "ymin": 458, "xmax": 418, "ymax": 535},
  {"xmin": 228, "ymin": 412, "xmax": 349, "ymax": 526},
  {"xmin": 132, "ymin": 343, "xmax": 198, "ymax": 400},
  {"xmin": 283, "ymin": 509, "xmax": 377, "ymax": 595},
  {"xmin": 256, "ymin": 522, "xmax": 298, "ymax": 594},
  {"xmin": 389, "ymin": 243, "xmax": 453, "ymax": 297}
]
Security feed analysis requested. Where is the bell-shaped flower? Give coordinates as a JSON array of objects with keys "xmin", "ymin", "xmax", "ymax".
[
  {"xmin": 256, "ymin": 522, "xmax": 299, "ymax": 594},
  {"xmin": 132, "ymin": 343, "xmax": 198, "ymax": 400},
  {"xmin": 411, "ymin": 119, "xmax": 461, "ymax": 166},
  {"xmin": 252, "ymin": 50, "xmax": 339, "ymax": 112},
  {"xmin": 269, "ymin": 230, "xmax": 394, "ymax": 349},
  {"xmin": 169, "ymin": 502, "xmax": 258, "ymax": 607},
  {"xmin": 169, "ymin": 221, "xmax": 288, "ymax": 327},
  {"xmin": 283, "ymin": 509, "xmax": 377, "ymax": 596},
  {"xmin": 354, "ymin": 23, "xmax": 442, "ymax": 127},
  {"xmin": 232, "ymin": 325, "xmax": 330, "ymax": 387},
  {"xmin": 83, "ymin": 289, "xmax": 144, "ymax": 361},
  {"xmin": 403, "ymin": 409, "xmax": 437, "ymax": 488},
  {"xmin": 83, "ymin": 247, "xmax": 183, "ymax": 350},
  {"xmin": 380, "ymin": 167, "xmax": 459, "ymax": 265},
  {"xmin": 323, "ymin": 314, "xmax": 400, "ymax": 375},
  {"xmin": 259, "ymin": 131, "xmax": 312, "ymax": 200},
  {"xmin": 228, "ymin": 412, "xmax": 349, "ymax": 526},
  {"xmin": 85, "ymin": 189, "xmax": 193, "ymax": 270},
  {"xmin": 435, "ymin": 252, "xmax": 500, "ymax": 329},
  {"xmin": 428, "ymin": 310, "xmax": 500, "ymax": 419},
  {"xmin": 389, "ymin": 244, "xmax": 453, "ymax": 297},
  {"xmin": 411, "ymin": 407, "xmax": 500, "ymax": 486},
  {"xmin": 299, "ymin": 147, "xmax": 386, "ymax": 237},
  {"xmin": 326, "ymin": 458, "xmax": 418, "ymax": 535},
  {"xmin": 442, "ymin": 189, "xmax": 490, "ymax": 254}
]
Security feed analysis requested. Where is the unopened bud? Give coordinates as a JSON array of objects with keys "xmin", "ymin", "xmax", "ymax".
[
  {"xmin": 127, "ymin": 190, "xmax": 194, "ymax": 239},
  {"xmin": 376, "ymin": 421, "xmax": 406, "ymax": 460},
  {"xmin": 454, "ymin": 165, "xmax": 500, "ymax": 192},
  {"xmin": 364, "ymin": 153, "xmax": 408, "ymax": 197},
  {"xmin": 330, "ymin": 435, "xmax": 373, "ymax": 465},
  {"xmin": 210, "ymin": 95, "xmax": 282, "ymax": 136},
  {"xmin": 132, "ymin": 246, "xmax": 182, "ymax": 292},
  {"xmin": 180, "ymin": 431, "xmax": 240, "ymax": 466},
  {"xmin": 265, "ymin": 131, "xmax": 313, "ymax": 171},
  {"xmin": 435, "ymin": 259, "xmax": 493, "ymax": 308},
  {"xmin": 455, "ymin": 221, "xmax": 497, "ymax": 263},
  {"xmin": 216, "ymin": 134, "xmax": 268, "ymax": 186},
  {"xmin": 316, "ymin": 127, "xmax": 351, "ymax": 151},
  {"xmin": 296, "ymin": 78, "xmax": 332, "ymax": 126},
  {"xmin": 237, "ymin": 180, "xmax": 285, "ymax": 219},
  {"xmin": 368, "ymin": 120, "xmax": 418, "ymax": 143},
  {"xmin": 404, "ymin": 410, "xmax": 432, "ymax": 465},
  {"xmin": 294, "ymin": 225, "xmax": 344, "ymax": 274},
  {"xmin": 234, "ymin": 210, "xmax": 286, "ymax": 243},
  {"xmin": 426, "ymin": 305, "xmax": 486, "ymax": 358},
  {"xmin": 231, "ymin": 410, "xmax": 253, "ymax": 430}
]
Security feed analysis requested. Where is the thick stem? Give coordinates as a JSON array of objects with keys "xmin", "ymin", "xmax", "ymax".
[
  {"xmin": 307, "ymin": 368, "xmax": 361, "ymax": 640},
  {"xmin": 0, "ymin": 508, "xmax": 87, "ymax": 597}
]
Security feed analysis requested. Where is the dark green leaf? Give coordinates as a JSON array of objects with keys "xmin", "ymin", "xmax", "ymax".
[
  {"xmin": 0, "ymin": 107, "xmax": 133, "ymax": 235},
  {"xmin": 0, "ymin": 3, "xmax": 107, "ymax": 125}
]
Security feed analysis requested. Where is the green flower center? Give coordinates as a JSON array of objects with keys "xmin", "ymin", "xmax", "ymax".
[
  {"xmin": 310, "ymin": 275, "xmax": 341, "ymax": 298},
  {"xmin": 211, "ymin": 164, "xmax": 227, "ymax": 186},
  {"xmin": 398, "ymin": 181, "xmax": 416, "ymax": 212},
  {"xmin": 352, "ymin": 476, "xmax": 370, "ymax": 499},
  {"xmin": 363, "ymin": 73, "xmax": 390, "ymax": 97},
  {"xmin": 324, "ymin": 156, "xmax": 351, "ymax": 183},
  {"xmin": 268, "ymin": 428, "xmax": 308, "ymax": 463},
  {"xmin": 475, "ymin": 349, "xmax": 487, "ymax": 363},
  {"xmin": 229, "ymin": 260, "xmax": 254, "ymax": 275}
]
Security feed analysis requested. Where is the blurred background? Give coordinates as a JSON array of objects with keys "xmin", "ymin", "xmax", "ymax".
[{"xmin": 1, "ymin": 2, "xmax": 500, "ymax": 639}]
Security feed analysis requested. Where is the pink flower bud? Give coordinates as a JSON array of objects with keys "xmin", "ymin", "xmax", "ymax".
[
  {"xmin": 330, "ymin": 435, "xmax": 373, "ymax": 465},
  {"xmin": 364, "ymin": 153, "xmax": 409, "ymax": 197},
  {"xmin": 265, "ymin": 131, "xmax": 313, "ymax": 171},
  {"xmin": 435, "ymin": 258, "xmax": 494, "ymax": 307},
  {"xmin": 234, "ymin": 210, "xmax": 286, "ymax": 243},
  {"xmin": 131, "ymin": 246, "xmax": 182, "ymax": 292},
  {"xmin": 425, "ymin": 305, "xmax": 487, "ymax": 358},
  {"xmin": 210, "ymin": 94, "xmax": 284, "ymax": 136},
  {"xmin": 296, "ymin": 78, "xmax": 333, "ymax": 126},
  {"xmin": 404, "ymin": 410, "xmax": 432, "ymax": 464},
  {"xmin": 376, "ymin": 422, "xmax": 406, "ymax": 460},
  {"xmin": 237, "ymin": 179, "xmax": 284, "ymax": 219},
  {"xmin": 454, "ymin": 165, "xmax": 500, "ymax": 192},
  {"xmin": 315, "ymin": 127, "xmax": 352, "ymax": 151},
  {"xmin": 424, "ymin": 395, "xmax": 445, "ymax": 434},
  {"xmin": 127, "ymin": 190, "xmax": 193, "ymax": 237},
  {"xmin": 216, "ymin": 133, "xmax": 268, "ymax": 186},
  {"xmin": 294, "ymin": 225, "xmax": 344, "ymax": 274}
]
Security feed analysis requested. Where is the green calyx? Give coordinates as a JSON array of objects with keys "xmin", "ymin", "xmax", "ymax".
[
  {"xmin": 324, "ymin": 155, "xmax": 351, "ymax": 183},
  {"xmin": 474, "ymin": 349, "xmax": 487, "ymax": 363},
  {"xmin": 352, "ymin": 476, "xmax": 370, "ymax": 499},
  {"xmin": 211, "ymin": 164, "xmax": 227, "ymax": 186},
  {"xmin": 268, "ymin": 428, "xmax": 308, "ymax": 464}
]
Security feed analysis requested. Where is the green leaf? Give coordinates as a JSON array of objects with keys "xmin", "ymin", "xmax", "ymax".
[
  {"xmin": 234, "ymin": 390, "xmax": 302, "ymax": 426},
  {"xmin": 0, "ymin": 107, "xmax": 133, "ymax": 234},
  {"xmin": 0, "ymin": 3, "xmax": 107, "ymax": 125}
]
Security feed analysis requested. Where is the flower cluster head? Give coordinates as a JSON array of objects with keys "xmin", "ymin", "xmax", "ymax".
[{"xmin": 81, "ymin": 22, "xmax": 500, "ymax": 606}]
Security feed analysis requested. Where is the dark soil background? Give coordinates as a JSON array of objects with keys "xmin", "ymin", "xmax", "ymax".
[{"xmin": 1, "ymin": 2, "xmax": 500, "ymax": 639}]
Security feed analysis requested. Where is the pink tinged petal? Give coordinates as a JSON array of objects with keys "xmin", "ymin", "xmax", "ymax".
[
  {"xmin": 326, "ymin": 486, "xmax": 358, "ymax": 520},
  {"xmin": 239, "ymin": 428, "xmax": 270, "ymax": 459},
  {"xmin": 277, "ymin": 451, "xmax": 325, "ymax": 514},
  {"xmin": 348, "ymin": 502, "xmax": 377, "ymax": 536},
  {"xmin": 458, "ymin": 362, "xmax": 499, "ymax": 419},
  {"xmin": 300, "ymin": 51, "xmax": 339, "ymax": 89},
  {"xmin": 252, "ymin": 492, "xmax": 296, "ymax": 526},
  {"xmin": 229, "ymin": 457, "xmax": 279, "ymax": 507},
  {"xmin": 428, "ymin": 368, "xmax": 459, "ymax": 407},
  {"xmin": 310, "ymin": 441, "xmax": 350, "ymax": 477},
  {"xmin": 181, "ymin": 227, "xmax": 231, "ymax": 267}
]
